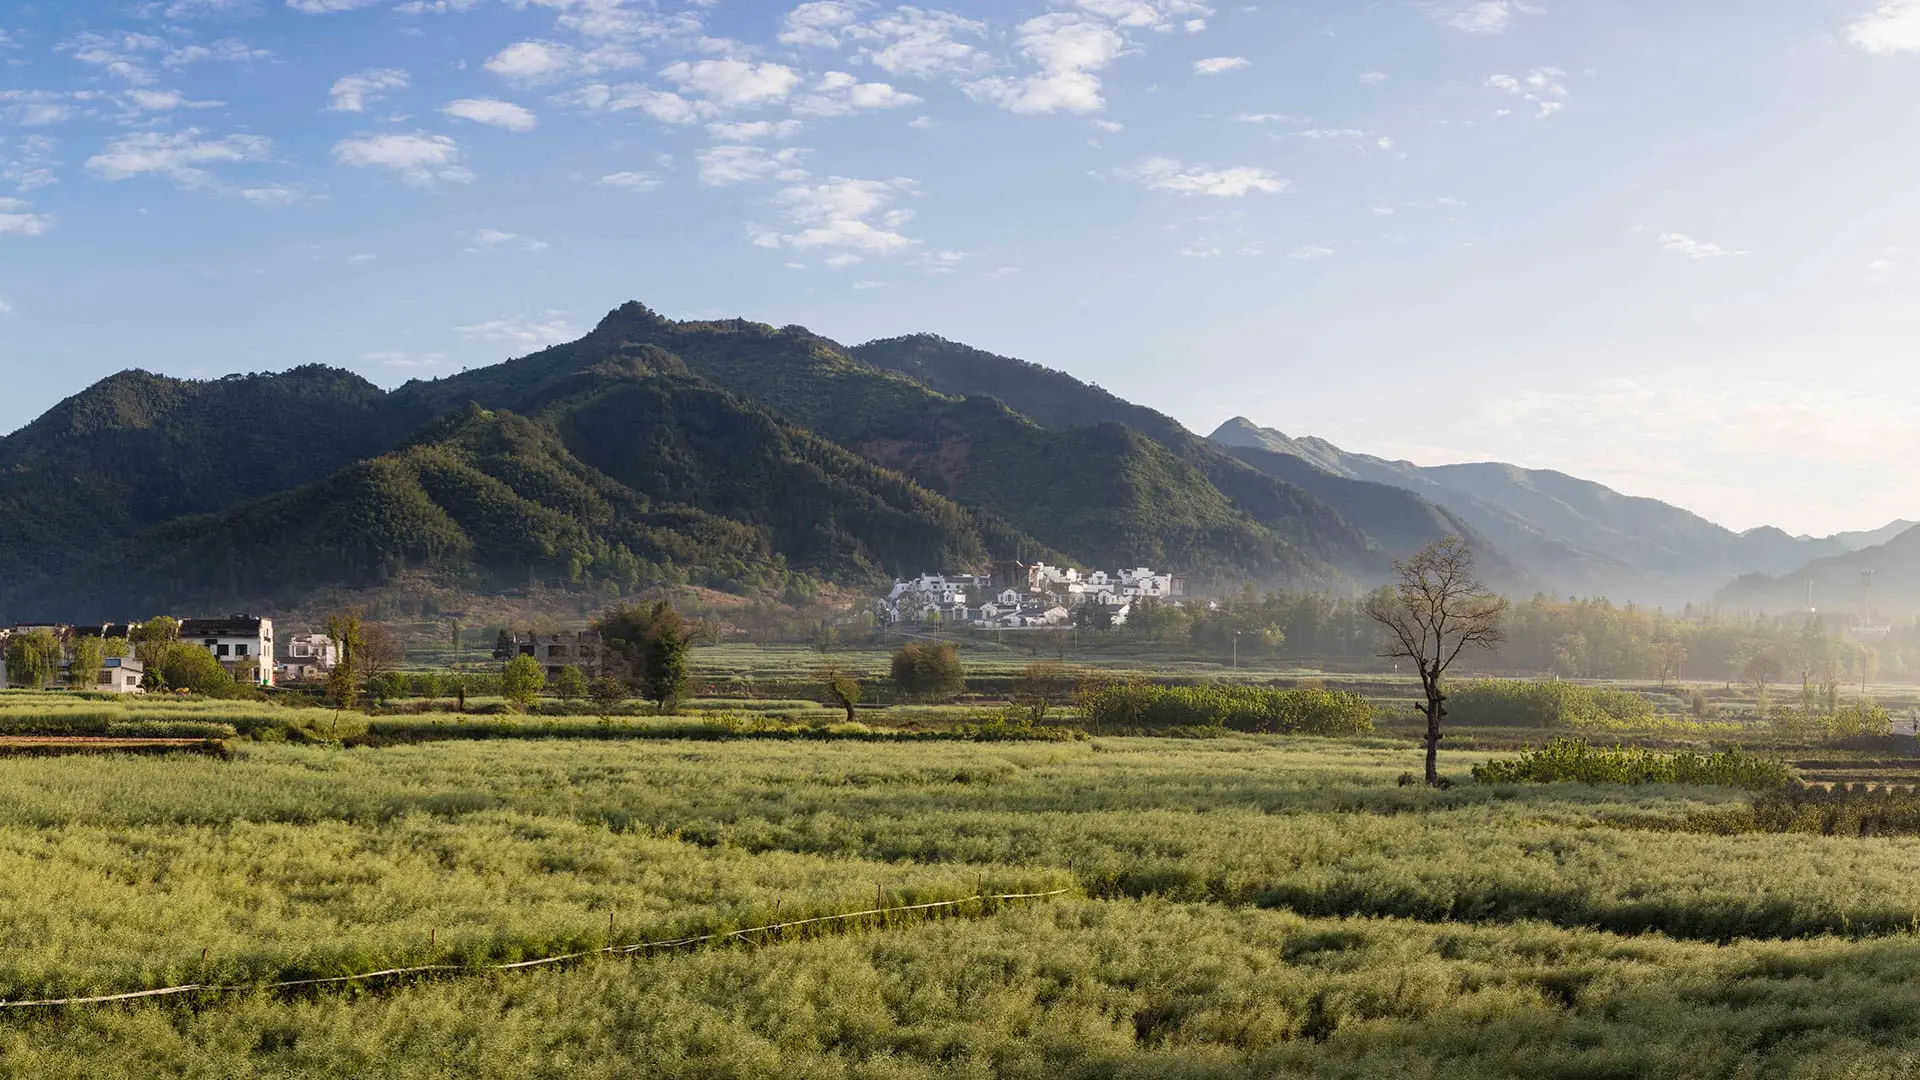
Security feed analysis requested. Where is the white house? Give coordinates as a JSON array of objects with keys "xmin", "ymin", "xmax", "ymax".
[
  {"xmin": 180, "ymin": 615, "xmax": 275, "ymax": 687},
  {"xmin": 91, "ymin": 656, "xmax": 145, "ymax": 695}
]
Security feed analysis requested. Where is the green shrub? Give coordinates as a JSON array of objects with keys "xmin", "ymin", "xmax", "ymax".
[
  {"xmin": 1450, "ymin": 679, "xmax": 1656, "ymax": 728},
  {"xmin": 1077, "ymin": 683, "xmax": 1374, "ymax": 735},
  {"xmin": 1472, "ymin": 738, "xmax": 1792, "ymax": 790}
]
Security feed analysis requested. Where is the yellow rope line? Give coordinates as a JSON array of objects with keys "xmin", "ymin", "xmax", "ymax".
[{"xmin": 0, "ymin": 888, "xmax": 1070, "ymax": 1009}]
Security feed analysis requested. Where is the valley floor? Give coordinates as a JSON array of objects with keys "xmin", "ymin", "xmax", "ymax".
[{"xmin": 1, "ymin": 736, "xmax": 1917, "ymax": 1077}]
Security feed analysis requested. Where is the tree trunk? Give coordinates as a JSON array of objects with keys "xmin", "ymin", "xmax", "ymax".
[{"xmin": 1424, "ymin": 695, "xmax": 1441, "ymax": 786}]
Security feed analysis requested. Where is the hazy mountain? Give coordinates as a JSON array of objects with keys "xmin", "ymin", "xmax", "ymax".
[
  {"xmin": 1211, "ymin": 416, "xmax": 1900, "ymax": 606},
  {"xmin": 1717, "ymin": 524, "xmax": 1920, "ymax": 614}
]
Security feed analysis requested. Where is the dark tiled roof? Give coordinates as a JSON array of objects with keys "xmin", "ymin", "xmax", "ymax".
[{"xmin": 181, "ymin": 615, "xmax": 267, "ymax": 638}]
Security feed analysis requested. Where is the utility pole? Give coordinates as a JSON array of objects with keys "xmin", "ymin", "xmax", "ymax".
[{"xmin": 1232, "ymin": 630, "xmax": 1242, "ymax": 671}]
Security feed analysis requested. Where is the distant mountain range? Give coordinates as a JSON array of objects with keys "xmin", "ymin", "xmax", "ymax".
[
  {"xmin": 0, "ymin": 300, "xmax": 1905, "ymax": 619},
  {"xmin": 1210, "ymin": 417, "xmax": 1913, "ymax": 609}
]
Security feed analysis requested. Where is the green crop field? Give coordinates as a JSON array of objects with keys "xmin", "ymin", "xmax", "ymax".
[{"xmin": 1, "ymin": 727, "xmax": 1920, "ymax": 1076}]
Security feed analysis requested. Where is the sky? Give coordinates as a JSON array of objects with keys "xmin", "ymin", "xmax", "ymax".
[{"xmin": 2, "ymin": 0, "xmax": 1920, "ymax": 537}]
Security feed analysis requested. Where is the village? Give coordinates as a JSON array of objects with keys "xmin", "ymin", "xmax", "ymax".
[
  {"xmin": 0, "ymin": 614, "xmax": 606, "ymax": 694},
  {"xmin": 879, "ymin": 559, "xmax": 1185, "ymax": 630}
]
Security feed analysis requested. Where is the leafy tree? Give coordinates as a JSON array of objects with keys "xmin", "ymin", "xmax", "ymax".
[
  {"xmin": 890, "ymin": 640, "xmax": 965, "ymax": 702},
  {"xmin": 101, "ymin": 636, "xmax": 130, "ymax": 660},
  {"xmin": 370, "ymin": 670, "xmax": 410, "ymax": 705},
  {"xmin": 1367, "ymin": 538, "xmax": 1508, "ymax": 787},
  {"xmin": 493, "ymin": 629, "xmax": 515, "ymax": 660},
  {"xmin": 130, "ymin": 617, "xmax": 180, "ymax": 684},
  {"xmin": 1744, "ymin": 654, "xmax": 1783, "ymax": 713},
  {"xmin": 820, "ymin": 665, "xmax": 861, "ymax": 723},
  {"xmin": 160, "ymin": 645, "xmax": 238, "ymax": 696},
  {"xmin": 643, "ymin": 605, "xmax": 690, "ymax": 713},
  {"xmin": 588, "ymin": 675, "xmax": 628, "ymax": 720},
  {"xmin": 4, "ymin": 629, "xmax": 61, "ymax": 689},
  {"xmin": 552, "ymin": 664, "xmax": 589, "ymax": 702},
  {"xmin": 66, "ymin": 634, "xmax": 106, "ymax": 689},
  {"xmin": 502, "ymin": 654, "xmax": 545, "ymax": 711},
  {"xmin": 324, "ymin": 611, "xmax": 366, "ymax": 712}
]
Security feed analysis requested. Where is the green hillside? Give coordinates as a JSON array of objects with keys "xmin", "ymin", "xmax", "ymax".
[{"xmin": 421, "ymin": 305, "xmax": 1373, "ymax": 584}]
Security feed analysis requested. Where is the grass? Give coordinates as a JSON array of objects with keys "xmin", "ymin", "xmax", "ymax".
[{"xmin": 3, "ymin": 719, "xmax": 1919, "ymax": 1073}]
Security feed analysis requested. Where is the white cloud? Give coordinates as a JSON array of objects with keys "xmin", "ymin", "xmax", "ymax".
[
  {"xmin": 907, "ymin": 114, "xmax": 935, "ymax": 128},
  {"xmin": 661, "ymin": 59, "xmax": 802, "ymax": 107},
  {"xmin": 780, "ymin": 1, "xmax": 863, "ymax": 48},
  {"xmin": 332, "ymin": 132, "xmax": 472, "ymax": 185},
  {"xmin": 780, "ymin": 5, "xmax": 990, "ymax": 79},
  {"xmin": 1180, "ymin": 240, "xmax": 1221, "ymax": 258},
  {"xmin": 1420, "ymin": 0, "xmax": 1541, "ymax": 33},
  {"xmin": 1073, "ymin": 0, "xmax": 1213, "ymax": 32},
  {"xmin": 794, "ymin": 71, "xmax": 922, "ymax": 115},
  {"xmin": 441, "ymin": 97, "xmax": 538, "ymax": 131},
  {"xmin": 329, "ymin": 68, "xmax": 409, "ymax": 113},
  {"xmin": 1486, "ymin": 67, "xmax": 1568, "ymax": 117},
  {"xmin": 556, "ymin": 84, "xmax": 711, "ymax": 123},
  {"xmin": 1659, "ymin": 232, "xmax": 1744, "ymax": 259},
  {"xmin": 486, "ymin": 39, "xmax": 639, "ymax": 83},
  {"xmin": 454, "ymin": 317, "xmax": 579, "ymax": 346},
  {"xmin": 1847, "ymin": 0, "xmax": 1920, "ymax": 52},
  {"xmin": 162, "ymin": 40, "xmax": 272, "ymax": 68},
  {"xmin": 1288, "ymin": 244, "xmax": 1335, "ymax": 260},
  {"xmin": 750, "ymin": 176, "xmax": 918, "ymax": 256},
  {"xmin": 697, "ymin": 144, "xmax": 809, "ymax": 185},
  {"xmin": 0, "ymin": 297, "xmax": 11, "ymax": 314},
  {"xmin": 599, "ymin": 170, "xmax": 662, "ymax": 190},
  {"xmin": 967, "ymin": 13, "xmax": 1124, "ymax": 114},
  {"xmin": 85, "ymin": 129, "xmax": 272, "ymax": 188},
  {"xmin": 1093, "ymin": 118, "xmax": 1123, "ymax": 132},
  {"xmin": 1359, "ymin": 70, "xmax": 1388, "ymax": 85},
  {"xmin": 1233, "ymin": 112, "xmax": 1304, "ymax": 124},
  {"xmin": 239, "ymin": 185, "xmax": 305, "ymax": 205},
  {"xmin": 1192, "ymin": 56, "xmax": 1249, "ymax": 75},
  {"xmin": 0, "ymin": 197, "xmax": 53, "ymax": 237},
  {"xmin": 465, "ymin": 228, "xmax": 549, "ymax": 252},
  {"xmin": 63, "ymin": 31, "xmax": 166, "ymax": 85},
  {"xmin": 287, "ymin": 0, "xmax": 383, "ymax": 11},
  {"xmin": 1129, "ymin": 157, "xmax": 1286, "ymax": 196},
  {"xmin": 707, "ymin": 119, "xmax": 803, "ymax": 140},
  {"xmin": 855, "ymin": 8, "xmax": 991, "ymax": 78}
]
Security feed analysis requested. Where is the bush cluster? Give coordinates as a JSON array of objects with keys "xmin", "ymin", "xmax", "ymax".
[
  {"xmin": 1077, "ymin": 683, "xmax": 1374, "ymax": 735},
  {"xmin": 1472, "ymin": 738, "xmax": 1792, "ymax": 790},
  {"xmin": 1449, "ymin": 679, "xmax": 1655, "ymax": 728}
]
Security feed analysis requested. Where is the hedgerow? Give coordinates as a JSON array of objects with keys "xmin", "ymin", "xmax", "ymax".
[
  {"xmin": 1076, "ymin": 683, "xmax": 1374, "ymax": 735},
  {"xmin": 1472, "ymin": 738, "xmax": 1792, "ymax": 790},
  {"xmin": 1449, "ymin": 679, "xmax": 1656, "ymax": 728}
]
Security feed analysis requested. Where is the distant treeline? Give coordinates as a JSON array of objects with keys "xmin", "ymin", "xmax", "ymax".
[{"xmin": 1119, "ymin": 590, "xmax": 1920, "ymax": 684}]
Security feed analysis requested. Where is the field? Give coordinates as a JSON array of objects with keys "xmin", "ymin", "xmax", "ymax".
[{"xmin": 2, "ymin": 717, "xmax": 1920, "ymax": 1076}]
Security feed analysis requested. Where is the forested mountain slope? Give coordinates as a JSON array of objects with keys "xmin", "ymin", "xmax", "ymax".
[{"xmin": 1717, "ymin": 525, "xmax": 1920, "ymax": 614}]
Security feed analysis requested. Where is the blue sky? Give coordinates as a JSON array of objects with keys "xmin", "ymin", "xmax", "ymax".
[{"xmin": 3, "ymin": 0, "xmax": 1919, "ymax": 536}]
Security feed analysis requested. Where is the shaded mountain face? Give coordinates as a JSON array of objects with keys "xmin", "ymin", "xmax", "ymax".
[
  {"xmin": 1717, "ymin": 524, "xmax": 1920, "ymax": 614},
  {"xmin": 1210, "ymin": 416, "xmax": 1900, "ymax": 606}
]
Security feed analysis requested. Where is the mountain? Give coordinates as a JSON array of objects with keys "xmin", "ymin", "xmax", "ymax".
[
  {"xmin": 1, "ymin": 302, "xmax": 1439, "ymax": 619},
  {"xmin": 1716, "ymin": 525, "xmax": 1920, "ymax": 614},
  {"xmin": 1210, "ymin": 416, "xmax": 1899, "ymax": 606},
  {"xmin": 413, "ymin": 306, "xmax": 1389, "ymax": 585},
  {"xmin": 846, "ymin": 333, "xmax": 1523, "ymax": 582},
  {"xmin": 0, "ymin": 335, "xmax": 1047, "ymax": 619}
]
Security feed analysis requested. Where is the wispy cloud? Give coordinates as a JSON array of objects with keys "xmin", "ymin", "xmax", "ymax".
[
  {"xmin": 332, "ymin": 132, "xmax": 471, "ymax": 185},
  {"xmin": 1659, "ymin": 232, "xmax": 1745, "ymax": 259},
  {"xmin": 85, "ymin": 129, "xmax": 272, "ymax": 188},
  {"xmin": 328, "ymin": 68, "xmax": 408, "ymax": 113},
  {"xmin": 1193, "ymin": 56, "xmax": 1249, "ymax": 75},
  {"xmin": 1420, "ymin": 0, "xmax": 1542, "ymax": 34},
  {"xmin": 441, "ymin": 97, "xmax": 538, "ymax": 131},
  {"xmin": 1486, "ymin": 67, "xmax": 1569, "ymax": 117},
  {"xmin": 1129, "ymin": 157, "xmax": 1288, "ymax": 196}
]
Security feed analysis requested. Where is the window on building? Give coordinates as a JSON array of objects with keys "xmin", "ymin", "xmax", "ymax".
[
  {"xmin": 216, "ymin": 644, "xmax": 230, "ymax": 656},
  {"xmin": 236, "ymin": 644, "xmax": 249, "ymax": 656},
  {"xmin": 97, "ymin": 670, "xmax": 112, "ymax": 685}
]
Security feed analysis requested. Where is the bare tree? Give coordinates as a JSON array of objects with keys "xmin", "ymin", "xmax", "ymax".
[{"xmin": 1366, "ymin": 538, "xmax": 1508, "ymax": 786}]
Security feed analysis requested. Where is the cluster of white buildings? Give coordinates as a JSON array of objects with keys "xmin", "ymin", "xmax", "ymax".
[
  {"xmin": 0, "ymin": 615, "xmax": 342, "ymax": 693},
  {"xmin": 881, "ymin": 561, "xmax": 1183, "ymax": 630}
]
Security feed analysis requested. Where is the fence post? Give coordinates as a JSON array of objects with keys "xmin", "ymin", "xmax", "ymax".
[{"xmin": 200, "ymin": 947, "xmax": 209, "ymax": 986}]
